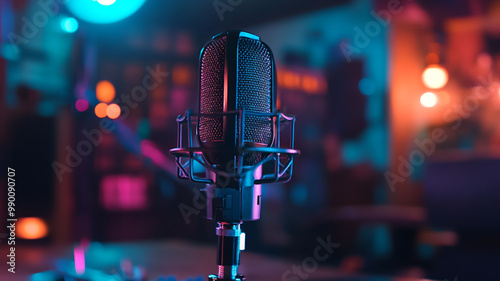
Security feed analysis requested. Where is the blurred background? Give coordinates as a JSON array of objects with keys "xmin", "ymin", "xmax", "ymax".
[{"xmin": 1, "ymin": 0, "xmax": 500, "ymax": 280}]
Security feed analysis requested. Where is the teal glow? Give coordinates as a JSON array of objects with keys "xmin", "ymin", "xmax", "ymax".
[
  {"xmin": 66, "ymin": 0, "xmax": 146, "ymax": 24},
  {"xmin": 417, "ymin": 243, "xmax": 435, "ymax": 259},
  {"xmin": 357, "ymin": 224, "xmax": 392, "ymax": 258},
  {"xmin": 60, "ymin": 17, "xmax": 79, "ymax": 33},
  {"xmin": 97, "ymin": 0, "xmax": 117, "ymax": 5},
  {"xmin": 359, "ymin": 77, "xmax": 376, "ymax": 95},
  {"xmin": 160, "ymin": 180, "xmax": 175, "ymax": 198},
  {"xmin": 137, "ymin": 118, "xmax": 150, "ymax": 139},
  {"xmin": 0, "ymin": 44, "xmax": 20, "ymax": 60},
  {"xmin": 290, "ymin": 183, "xmax": 307, "ymax": 205},
  {"xmin": 30, "ymin": 271, "xmax": 60, "ymax": 281},
  {"xmin": 39, "ymin": 100, "xmax": 56, "ymax": 117}
]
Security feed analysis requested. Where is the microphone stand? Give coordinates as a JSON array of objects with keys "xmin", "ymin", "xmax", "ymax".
[{"xmin": 206, "ymin": 171, "xmax": 259, "ymax": 281}]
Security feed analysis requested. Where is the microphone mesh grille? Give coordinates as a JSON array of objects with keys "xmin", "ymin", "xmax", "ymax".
[
  {"xmin": 199, "ymin": 36, "xmax": 226, "ymax": 143},
  {"xmin": 237, "ymin": 37, "xmax": 272, "ymax": 146},
  {"xmin": 199, "ymin": 35, "xmax": 273, "ymax": 166}
]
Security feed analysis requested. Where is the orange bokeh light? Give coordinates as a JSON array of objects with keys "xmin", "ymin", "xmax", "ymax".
[
  {"xmin": 95, "ymin": 103, "xmax": 108, "ymax": 118},
  {"xmin": 420, "ymin": 92, "xmax": 438, "ymax": 108},
  {"xmin": 172, "ymin": 64, "xmax": 192, "ymax": 85},
  {"xmin": 422, "ymin": 65, "xmax": 448, "ymax": 89},
  {"xmin": 302, "ymin": 75, "xmax": 319, "ymax": 93},
  {"xmin": 17, "ymin": 217, "xmax": 49, "ymax": 239},
  {"xmin": 96, "ymin": 80, "xmax": 116, "ymax": 103},
  {"xmin": 106, "ymin": 103, "xmax": 121, "ymax": 119}
]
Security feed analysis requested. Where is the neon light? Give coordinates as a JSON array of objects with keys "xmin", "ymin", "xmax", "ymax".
[
  {"xmin": 140, "ymin": 140, "xmax": 167, "ymax": 166},
  {"xmin": 60, "ymin": 17, "xmax": 78, "ymax": 33},
  {"xmin": 100, "ymin": 175, "xmax": 148, "ymax": 210},
  {"xmin": 97, "ymin": 0, "xmax": 116, "ymax": 6},
  {"xmin": 74, "ymin": 246, "xmax": 86, "ymax": 275},
  {"xmin": 66, "ymin": 0, "xmax": 146, "ymax": 24}
]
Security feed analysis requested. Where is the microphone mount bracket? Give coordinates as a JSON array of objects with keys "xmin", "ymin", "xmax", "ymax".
[{"xmin": 170, "ymin": 108, "xmax": 300, "ymax": 185}]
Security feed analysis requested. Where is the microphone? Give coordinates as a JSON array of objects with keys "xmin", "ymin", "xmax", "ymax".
[
  {"xmin": 199, "ymin": 31, "xmax": 274, "ymax": 168},
  {"xmin": 171, "ymin": 30, "xmax": 300, "ymax": 281}
]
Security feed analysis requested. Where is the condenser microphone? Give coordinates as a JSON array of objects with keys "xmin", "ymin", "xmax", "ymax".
[
  {"xmin": 199, "ymin": 31, "xmax": 276, "ymax": 168},
  {"xmin": 171, "ymin": 30, "xmax": 299, "ymax": 281},
  {"xmin": 198, "ymin": 31, "xmax": 276, "ymax": 225}
]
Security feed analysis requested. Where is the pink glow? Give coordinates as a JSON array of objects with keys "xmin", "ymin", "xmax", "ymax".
[
  {"xmin": 100, "ymin": 175, "xmax": 148, "ymax": 210},
  {"xmin": 140, "ymin": 140, "xmax": 177, "ymax": 174},
  {"xmin": 74, "ymin": 246, "xmax": 85, "ymax": 275},
  {"xmin": 75, "ymin": 99, "xmax": 89, "ymax": 112},
  {"xmin": 140, "ymin": 140, "xmax": 168, "ymax": 166}
]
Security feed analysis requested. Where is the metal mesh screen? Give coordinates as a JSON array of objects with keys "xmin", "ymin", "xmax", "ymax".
[
  {"xmin": 237, "ymin": 37, "xmax": 272, "ymax": 145},
  {"xmin": 199, "ymin": 35, "xmax": 273, "ymax": 166},
  {"xmin": 199, "ymin": 36, "xmax": 226, "ymax": 143}
]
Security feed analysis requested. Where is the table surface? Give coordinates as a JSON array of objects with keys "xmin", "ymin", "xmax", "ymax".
[{"xmin": 1, "ymin": 240, "xmax": 427, "ymax": 281}]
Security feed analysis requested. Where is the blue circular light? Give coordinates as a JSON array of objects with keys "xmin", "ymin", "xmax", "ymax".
[
  {"xmin": 66, "ymin": 0, "xmax": 146, "ymax": 24},
  {"xmin": 97, "ymin": 0, "xmax": 117, "ymax": 5},
  {"xmin": 61, "ymin": 17, "xmax": 79, "ymax": 33}
]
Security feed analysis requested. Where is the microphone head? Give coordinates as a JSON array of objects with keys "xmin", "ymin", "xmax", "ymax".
[{"xmin": 199, "ymin": 31, "xmax": 276, "ymax": 167}]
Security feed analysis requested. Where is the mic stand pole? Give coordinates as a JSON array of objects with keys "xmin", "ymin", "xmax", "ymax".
[
  {"xmin": 209, "ymin": 222, "xmax": 244, "ymax": 281},
  {"xmin": 206, "ymin": 171, "xmax": 257, "ymax": 281}
]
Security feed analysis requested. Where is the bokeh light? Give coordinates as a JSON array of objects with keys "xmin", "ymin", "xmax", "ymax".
[
  {"xmin": 422, "ymin": 64, "xmax": 449, "ymax": 89},
  {"xmin": 420, "ymin": 92, "xmax": 438, "ymax": 108},
  {"xmin": 17, "ymin": 217, "xmax": 49, "ymax": 239},
  {"xmin": 106, "ymin": 103, "xmax": 121, "ymax": 119},
  {"xmin": 75, "ymin": 99, "xmax": 89, "ymax": 112},
  {"xmin": 97, "ymin": 0, "xmax": 116, "ymax": 6},
  {"xmin": 95, "ymin": 103, "xmax": 109, "ymax": 118},
  {"xmin": 302, "ymin": 75, "xmax": 319, "ymax": 94},
  {"xmin": 66, "ymin": 0, "xmax": 146, "ymax": 24},
  {"xmin": 60, "ymin": 17, "xmax": 79, "ymax": 33},
  {"xmin": 172, "ymin": 64, "xmax": 192, "ymax": 85},
  {"xmin": 96, "ymin": 80, "xmax": 116, "ymax": 103}
]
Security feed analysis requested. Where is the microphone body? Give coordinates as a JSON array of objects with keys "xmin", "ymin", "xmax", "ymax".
[{"xmin": 171, "ymin": 30, "xmax": 299, "ymax": 281}]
